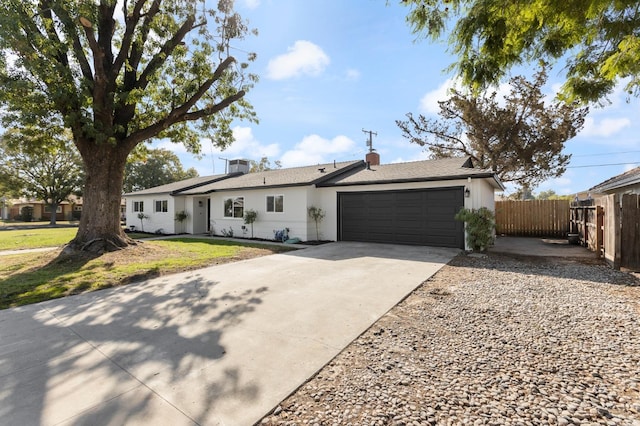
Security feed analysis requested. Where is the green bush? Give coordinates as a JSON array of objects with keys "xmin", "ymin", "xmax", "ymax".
[
  {"xmin": 454, "ymin": 207, "xmax": 495, "ymax": 252},
  {"xmin": 20, "ymin": 206, "xmax": 34, "ymax": 222}
]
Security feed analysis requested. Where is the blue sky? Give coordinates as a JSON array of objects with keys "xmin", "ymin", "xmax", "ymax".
[{"xmin": 156, "ymin": 0, "xmax": 640, "ymax": 196}]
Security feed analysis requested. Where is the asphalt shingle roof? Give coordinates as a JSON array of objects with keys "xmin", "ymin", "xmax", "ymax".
[
  {"xmin": 179, "ymin": 161, "xmax": 363, "ymax": 194},
  {"xmin": 124, "ymin": 156, "xmax": 502, "ymax": 196},
  {"xmin": 318, "ymin": 157, "xmax": 500, "ymax": 187},
  {"xmin": 589, "ymin": 166, "xmax": 640, "ymax": 193}
]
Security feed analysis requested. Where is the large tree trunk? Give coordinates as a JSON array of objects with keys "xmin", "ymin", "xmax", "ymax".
[
  {"xmin": 49, "ymin": 203, "xmax": 58, "ymax": 226},
  {"xmin": 67, "ymin": 143, "xmax": 134, "ymax": 253}
]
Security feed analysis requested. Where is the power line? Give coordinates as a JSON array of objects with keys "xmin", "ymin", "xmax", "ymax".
[
  {"xmin": 566, "ymin": 162, "xmax": 640, "ymax": 169},
  {"xmin": 571, "ymin": 150, "xmax": 640, "ymax": 157}
]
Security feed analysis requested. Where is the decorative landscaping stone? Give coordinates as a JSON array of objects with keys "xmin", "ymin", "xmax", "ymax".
[{"xmin": 260, "ymin": 254, "xmax": 640, "ymax": 425}]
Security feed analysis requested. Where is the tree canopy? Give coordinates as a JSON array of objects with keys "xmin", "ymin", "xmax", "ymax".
[
  {"xmin": 403, "ymin": 0, "xmax": 640, "ymax": 104},
  {"xmin": 396, "ymin": 68, "xmax": 588, "ymax": 189},
  {"xmin": 0, "ymin": 0, "xmax": 256, "ymax": 252},
  {"xmin": 0, "ymin": 127, "xmax": 84, "ymax": 224},
  {"xmin": 249, "ymin": 156, "xmax": 282, "ymax": 173},
  {"xmin": 124, "ymin": 148, "xmax": 198, "ymax": 193}
]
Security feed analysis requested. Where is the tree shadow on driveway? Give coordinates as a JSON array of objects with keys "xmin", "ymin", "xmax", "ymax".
[{"xmin": 0, "ymin": 270, "xmax": 266, "ymax": 425}]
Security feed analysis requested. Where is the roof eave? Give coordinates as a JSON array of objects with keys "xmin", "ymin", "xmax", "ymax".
[
  {"xmin": 169, "ymin": 172, "xmax": 244, "ymax": 196},
  {"xmin": 317, "ymin": 172, "xmax": 500, "ymax": 187}
]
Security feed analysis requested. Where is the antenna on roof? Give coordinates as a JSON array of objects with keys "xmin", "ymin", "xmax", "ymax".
[
  {"xmin": 362, "ymin": 129, "xmax": 377, "ymax": 152},
  {"xmin": 219, "ymin": 157, "xmax": 229, "ymax": 174}
]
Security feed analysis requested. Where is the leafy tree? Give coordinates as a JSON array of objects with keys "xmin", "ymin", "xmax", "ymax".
[
  {"xmin": 0, "ymin": 0, "xmax": 256, "ymax": 252},
  {"xmin": 249, "ymin": 156, "xmax": 282, "ymax": 173},
  {"xmin": 0, "ymin": 127, "xmax": 84, "ymax": 225},
  {"xmin": 396, "ymin": 68, "xmax": 588, "ymax": 189},
  {"xmin": 535, "ymin": 190, "xmax": 573, "ymax": 201},
  {"xmin": 307, "ymin": 206, "xmax": 325, "ymax": 241},
  {"xmin": 402, "ymin": 0, "xmax": 640, "ymax": 104},
  {"xmin": 124, "ymin": 148, "xmax": 198, "ymax": 193},
  {"xmin": 243, "ymin": 209, "xmax": 257, "ymax": 238}
]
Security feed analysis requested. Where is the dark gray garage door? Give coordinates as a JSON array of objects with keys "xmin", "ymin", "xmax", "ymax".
[{"xmin": 338, "ymin": 187, "xmax": 465, "ymax": 248}]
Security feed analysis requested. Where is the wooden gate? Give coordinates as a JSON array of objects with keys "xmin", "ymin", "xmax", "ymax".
[{"xmin": 570, "ymin": 202, "xmax": 604, "ymax": 254}]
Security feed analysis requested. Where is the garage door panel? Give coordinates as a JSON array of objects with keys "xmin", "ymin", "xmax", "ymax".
[{"xmin": 339, "ymin": 188, "xmax": 464, "ymax": 248}]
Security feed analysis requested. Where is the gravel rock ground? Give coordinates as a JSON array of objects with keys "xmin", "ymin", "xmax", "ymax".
[{"xmin": 260, "ymin": 253, "xmax": 640, "ymax": 426}]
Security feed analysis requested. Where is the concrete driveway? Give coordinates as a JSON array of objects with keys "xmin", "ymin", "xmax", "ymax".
[{"xmin": 0, "ymin": 242, "xmax": 458, "ymax": 426}]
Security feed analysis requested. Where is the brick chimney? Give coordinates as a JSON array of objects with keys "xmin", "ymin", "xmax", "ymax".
[{"xmin": 365, "ymin": 151, "xmax": 380, "ymax": 166}]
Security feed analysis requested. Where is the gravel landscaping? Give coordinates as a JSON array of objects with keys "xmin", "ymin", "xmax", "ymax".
[{"xmin": 260, "ymin": 253, "xmax": 640, "ymax": 426}]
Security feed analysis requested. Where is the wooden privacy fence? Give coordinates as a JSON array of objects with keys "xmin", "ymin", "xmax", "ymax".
[
  {"xmin": 600, "ymin": 194, "xmax": 640, "ymax": 271},
  {"xmin": 495, "ymin": 200, "xmax": 570, "ymax": 237}
]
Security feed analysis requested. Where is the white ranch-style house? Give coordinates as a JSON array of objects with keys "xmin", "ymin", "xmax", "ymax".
[{"xmin": 124, "ymin": 155, "xmax": 503, "ymax": 249}]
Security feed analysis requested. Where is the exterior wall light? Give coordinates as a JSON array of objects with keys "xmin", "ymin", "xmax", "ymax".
[{"xmin": 464, "ymin": 187, "xmax": 471, "ymax": 198}]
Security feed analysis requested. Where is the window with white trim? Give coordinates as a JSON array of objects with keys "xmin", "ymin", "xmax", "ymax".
[
  {"xmin": 44, "ymin": 205, "xmax": 62, "ymax": 213},
  {"xmin": 133, "ymin": 201, "xmax": 144, "ymax": 212},
  {"xmin": 223, "ymin": 197, "xmax": 244, "ymax": 218},
  {"xmin": 266, "ymin": 195, "xmax": 284, "ymax": 213},
  {"xmin": 154, "ymin": 200, "xmax": 168, "ymax": 213}
]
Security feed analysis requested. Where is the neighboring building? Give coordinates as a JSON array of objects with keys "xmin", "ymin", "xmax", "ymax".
[
  {"xmin": 589, "ymin": 166, "xmax": 640, "ymax": 197},
  {"xmin": 7, "ymin": 196, "xmax": 126, "ymax": 222},
  {"xmin": 124, "ymin": 156, "xmax": 504, "ymax": 250},
  {"xmin": 9, "ymin": 198, "xmax": 77, "ymax": 222}
]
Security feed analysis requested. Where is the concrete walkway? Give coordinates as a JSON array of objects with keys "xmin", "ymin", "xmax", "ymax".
[
  {"xmin": 489, "ymin": 236, "xmax": 598, "ymax": 258},
  {"xmin": 0, "ymin": 242, "xmax": 458, "ymax": 426}
]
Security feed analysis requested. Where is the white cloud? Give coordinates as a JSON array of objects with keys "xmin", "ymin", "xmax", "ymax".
[
  {"xmin": 580, "ymin": 117, "xmax": 631, "ymax": 137},
  {"xmin": 218, "ymin": 126, "xmax": 280, "ymax": 158},
  {"xmin": 153, "ymin": 140, "xmax": 189, "ymax": 154},
  {"xmin": 280, "ymin": 134, "xmax": 356, "ymax": 167},
  {"xmin": 266, "ymin": 40, "xmax": 330, "ymax": 80},
  {"xmin": 345, "ymin": 68, "xmax": 361, "ymax": 81},
  {"xmin": 242, "ymin": 0, "xmax": 260, "ymax": 9},
  {"xmin": 152, "ymin": 128, "xmax": 279, "ymax": 159},
  {"xmin": 419, "ymin": 78, "xmax": 456, "ymax": 114}
]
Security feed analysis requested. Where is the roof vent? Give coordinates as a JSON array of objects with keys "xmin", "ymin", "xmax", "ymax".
[
  {"xmin": 228, "ymin": 159, "xmax": 250, "ymax": 174},
  {"xmin": 318, "ymin": 167, "xmax": 325, "ymax": 173}
]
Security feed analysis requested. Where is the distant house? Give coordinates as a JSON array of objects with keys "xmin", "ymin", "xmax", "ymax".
[
  {"xmin": 9, "ymin": 198, "xmax": 78, "ymax": 222},
  {"xmin": 589, "ymin": 166, "xmax": 640, "ymax": 197},
  {"xmin": 124, "ymin": 155, "xmax": 504, "ymax": 249},
  {"xmin": 7, "ymin": 196, "xmax": 126, "ymax": 222}
]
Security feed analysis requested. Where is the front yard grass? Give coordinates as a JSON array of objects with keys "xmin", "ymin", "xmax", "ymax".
[
  {"xmin": 0, "ymin": 238, "xmax": 292, "ymax": 309},
  {"xmin": 0, "ymin": 228, "xmax": 153, "ymax": 251},
  {"xmin": 0, "ymin": 228, "xmax": 79, "ymax": 250}
]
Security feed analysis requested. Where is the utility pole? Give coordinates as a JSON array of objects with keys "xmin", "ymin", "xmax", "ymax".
[{"xmin": 362, "ymin": 129, "xmax": 377, "ymax": 152}]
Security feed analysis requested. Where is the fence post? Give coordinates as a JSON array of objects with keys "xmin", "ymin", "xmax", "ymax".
[{"xmin": 596, "ymin": 205, "xmax": 604, "ymax": 258}]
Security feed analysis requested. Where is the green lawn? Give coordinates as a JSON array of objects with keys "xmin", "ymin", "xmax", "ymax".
[
  {"xmin": 0, "ymin": 237, "xmax": 291, "ymax": 309},
  {"xmin": 0, "ymin": 228, "xmax": 155, "ymax": 251},
  {"xmin": 0, "ymin": 228, "xmax": 79, "ymax": 250}
]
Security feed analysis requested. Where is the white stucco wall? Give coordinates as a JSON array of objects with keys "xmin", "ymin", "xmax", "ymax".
[
  {"xmin": 125, "ymin": 194, "xmax": 177, "ymax": 234},
  {"xmin": 153, "ymin": 176, "xmax": 499, "ymax": 244},
  {"xmin": 208, "ymin": 187, "xmax": 312, "ymax": 241}
]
